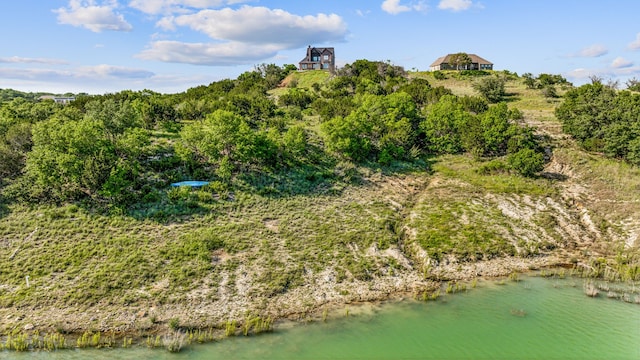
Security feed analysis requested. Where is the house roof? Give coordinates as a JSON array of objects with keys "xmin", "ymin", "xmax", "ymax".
[
  {"xmin": 299, "ymin": 47, "xmax": 334, "ymax": 63},
  {"xmin": 430, "ymin": 54, "xmax": 493, "ymax": 67}
]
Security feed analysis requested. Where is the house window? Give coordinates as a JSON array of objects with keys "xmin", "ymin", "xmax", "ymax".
[
  {"xmin": 323, "ymin": 55, "xmax": 330, "ymax": 60},
  {"xmin": 322, "ymin": 63, "xmax": 329, "ymax": 69},
  {"xmin": 312, "ymin": 56, "xmax": 319, "ymax": 61},
  {"xmin": 313, "ymin": 63, "xmax": 320, "ymax": 69},
  {"xmin": 301, "ymin": 64, "xmax": 308, "ymax": 69}
]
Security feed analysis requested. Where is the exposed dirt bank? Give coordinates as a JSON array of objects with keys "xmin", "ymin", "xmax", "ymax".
[{"xmin": 0, "ymin": 253, "xmax": 566, "ymax": 340}]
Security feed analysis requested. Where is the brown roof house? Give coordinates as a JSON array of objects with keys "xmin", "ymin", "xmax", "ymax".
[
  {"xmin": 299, "ymin": 46, "xmax": 335, "ymax": 71},
  {"xmin": 429, "ymin": 54, "xmax": 493, "ymax": 71}
]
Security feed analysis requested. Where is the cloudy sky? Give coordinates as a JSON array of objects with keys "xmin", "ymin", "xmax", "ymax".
[{"xmin": 1, "ymin": 0, "xmax": 639, "ymax": 94}]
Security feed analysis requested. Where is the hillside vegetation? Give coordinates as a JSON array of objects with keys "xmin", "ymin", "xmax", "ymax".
[{"xmin": 0, "ymin": 63, "xmax": 639, "ymax": 339}]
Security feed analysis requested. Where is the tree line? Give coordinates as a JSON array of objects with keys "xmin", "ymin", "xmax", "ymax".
[
  {"xmin": 1, "ymin": 60, "xmax": 551, "ymax": 210},
  {"xmin": 556, "ymin": 79, "xmax": 640, "ymax": 164}
]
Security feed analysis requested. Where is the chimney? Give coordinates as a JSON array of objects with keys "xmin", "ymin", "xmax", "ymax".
[{"xmin": 307, "ymin": 45, "xmax": 311, "ymax": 59}]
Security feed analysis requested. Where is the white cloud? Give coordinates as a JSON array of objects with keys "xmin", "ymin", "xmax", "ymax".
[
  {"xmin": 381, "ymin": 0, "xmax": 411, "ymax": 14},
  {"xmin": 381, "ymin": 0, "xmax": 427, "ymax": 15},
  {"xmin": 629, "ymin": 33, "xmax": 640, "ymax": 51},
  {"xmin": 136, "ymin": 40, "xmax": 281, "ymax": 66},
  {"xmin": 0, "ymin": 56, "xmax": 69, "ymax": 65},
  {"xmin": 566, "ymin": 68, "xmax": 614, "ymax": 83},
  {"xmin": 611, "ymin": 57, "xmax": 633, "ymax": 69},
  {"xmin": 54, "ymin": 0, "xmax": 132, "ymax": 32},
  {"xmin": 0, "ymin": 65, "xmax": 153, "ymax": 81},
  {"xmin": 77, "ymin": 64, "xmax": 155, "ymax": 78},
  {"xmin": 169, "ymin": 6, "xmax": 347, "ymax": 46},
  {"xmin": 0, "ymin": 66, "xmax": 211, "ymax": 94},
  {"xmin": 576, "ymin": 44, "xmax": 608, "ymax": 58},
  {"xmin": 566, "ymin": 66, "xmax": 640, "ymax": 85},
  {"xmin": 128, "ymin": 0, "xmax": 248, "ymax": 15},
  {"xmin": 612, "ymin": 66, "xmax": 640, "ymax": 77},
  {"xmin": 412, "ymin": 2, "xmax": 429, "ymax": 12},
  {"xmin": 438, "ymin": 0, "xmax": 472, "ymax": 12},
  {"xmin": 156, "ymin": 16, "xmax": 177, "ymax": 31},
  {"xmin": 566, "ymin": 68, "xmax": 589, "ymax": 79},
  {"xmin": 140, "ymin": 6, "xmax": 347, "ymax": 66}
]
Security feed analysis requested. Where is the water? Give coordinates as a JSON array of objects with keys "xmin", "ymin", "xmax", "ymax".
[{"xmin": 3, "ymin": 276, "xmax": 639, "ymax": 359}]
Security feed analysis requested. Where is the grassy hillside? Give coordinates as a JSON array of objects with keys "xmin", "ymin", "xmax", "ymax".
[{"xmin": 0, "ymin": 69, "xmax": 638, "ymax": 342}]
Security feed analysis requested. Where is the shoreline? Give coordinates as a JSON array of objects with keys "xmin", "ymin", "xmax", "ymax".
[{"xmin": 0, "ymin": 254, "xmax": 570, "ymax": 348}]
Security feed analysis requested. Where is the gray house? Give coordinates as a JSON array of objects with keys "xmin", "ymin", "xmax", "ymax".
[
  {"xmin": 299, "ymin": 46, "xmax": 335, "ymax": 71},
  {"xmin": 429, "ymin": 54, "xmax": 493, "ymax": 71}
]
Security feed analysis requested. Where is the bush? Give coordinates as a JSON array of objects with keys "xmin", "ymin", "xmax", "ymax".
[
  {"xmin": 473, "ymin": 76, "xmax": 506, "ymax": 103},
  {"xmin": 458, "ymin": 70, "xmax": 490, "ymax": 78},
  {"xmin": 167, "ymin": 186, "xmax": 192, "ymax": 202},
  {"xmin": 507, "ymin": 148, "xmax": 545, "ymax": 177},
  {"xmin": 508, "ymin": 107, "xmax": 524, "ymax": 120},
  {"xmin": 432, "ymin": 71, "xmax": 446, "ymax": 80},
  {"xmin": 541, "ymin": 85, "xmax": 558, "ymax": 98}
]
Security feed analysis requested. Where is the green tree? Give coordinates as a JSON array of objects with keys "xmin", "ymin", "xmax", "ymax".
[
  {"xmin": 254, "ymin": 63, "xmax": 293, "ymax": 89},
  {"xmin": 179, "ymin": 109, "xmax": 277, "ymax": 174},
  {"xmin": 321, "ymin": 92, "xmax": 419, "ymax": 162},
  {"xmin": 522, "ymin": 73, "xmax": 536, "ymax": 89},
  {"xmin": 555, "ymin": 82, "xmax": 618, "ymax": 151},
  {"xmin": 541, "ymin": 85, "xmax": 558, "ymax": 98},
  {"xmin": 84, "ymin": 99, "xmax": 142, "ymax": 138},
  {"xmin": 473, "ymin": 76, "xmax": 506, "ymax": 103},
  {"xmin": 282, "ymin": 125, "xmax": 307, "ymax": 159},
  {"xmin": 421, "ymin": 95, "xmax": 472, "ymax": 154},
  {"xmin": 21, "ymin": 99, "xmax": 149, "ymax": 203},
  {"xmin": 626, "ymin": 77, "xmax": 640, "ymax": 92},
  {"xmin": 226, "ymin": 93, "xmax": 276, "ymax": 126},
  {"xmin": 0, "ymin": 122, "xmax": 32, "ymax": 179},
  {"xmin": 321, "ymin": 113, "xmax": 371, "ymax": 161},
  {"xmin": 133, "ymin": 96, "xmax": 178, "ymax": 129},
  {"xmin": 480, "ymin": 103, "xmax": 513, "ymax": 156},
  {"xmin": 278, "ymin": 88, "xmax": 317, "ymax": 109},
  {"xmin": 449, "ymin": 52, "xmax": 473, "ymax": 70},
  {"xmin": 311, "ymin": 97, "xmax": 355, "ymax": 122},
  {"xmin": 398, "ymin": 78, "xmax": 432, "ymax": 107},
  {"xmin": 537, "ymin": 73, "xmax": 569, "ymax": 87},
  {"xmin": 180, "ymin": 110, "xmax": 253, "ymax": 164},
  {"xmin": 26, "ymin": 117, "xmax": 115, "ymax": 200}
]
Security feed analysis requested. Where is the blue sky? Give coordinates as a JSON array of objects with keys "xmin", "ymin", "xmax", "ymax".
[{"xmin": 1, "ymin": 0, "xmax": 639, "ymax": 94}]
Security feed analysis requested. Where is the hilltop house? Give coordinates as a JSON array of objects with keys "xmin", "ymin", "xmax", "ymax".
[
  {"xmin": 429, "ymin": 54, "xmax": 493, "ymax": 71},
  {"xmin": 299, "ymin": 46, "xmax": 335, "ymax": 71}
]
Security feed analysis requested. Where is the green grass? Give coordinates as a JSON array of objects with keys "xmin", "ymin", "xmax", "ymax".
[
  {"xmin": 269, "ymin": 70, "xmax": 331, "ymax": 97},
  {"xmin": 409, "ymin": 194, "xmax": 516, "ymax": 262},
  {"xmin": 0, "ymin": 163, "xmax": 413, "ymax": 313},
  {"xmin": 410, "ymin": 71, "xmax": 479, "ymax": 97},
  {"xmin": 2, "ymin": 67, "xmax": 639, "ymax": 336},
  {"xmin": 432, "ymin": 154, "xmax": 558, "ymax": 197}
]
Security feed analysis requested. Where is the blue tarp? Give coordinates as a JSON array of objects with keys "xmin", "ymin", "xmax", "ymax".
[{"xmin": 170, "ymin": 181, "xmax": 210, "ymax": 188}]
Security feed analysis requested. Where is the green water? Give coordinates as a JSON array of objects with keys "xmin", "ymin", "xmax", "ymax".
[{"xmin": 3, "ymin": 276, "xmax": 639, "ymax": 359}]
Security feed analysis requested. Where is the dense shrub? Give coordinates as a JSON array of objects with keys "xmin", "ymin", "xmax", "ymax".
[
  {"xmin": 556, "ymin": 81, "xmax": 640, "ymax": 164},
  {"xmin": 322, "ymin": 92, "xmax": 420, "ymax": 162},
  {"xmin": 473, "ymin": 76, "xmax": 506, "ymax": 103},
  {"xmin": 508, "ymin": 148, "xmax": 545, "ymax": 177}
]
